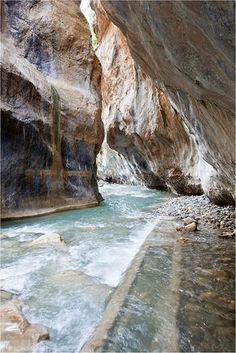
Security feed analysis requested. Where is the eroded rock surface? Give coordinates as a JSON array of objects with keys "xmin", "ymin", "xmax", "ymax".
[
  {"xmin": 94, "ymin": 0, "xmax": 202, "ymax": 194},
  {"xmin": 1, "ymin": 0, "xmax": 103, "ymax": 219},
  {"xmin": 0, "ymin": 300, "xmax": 49, "ymax": 352},
  {"xmin": 100, "ymin": 0, "xmax": 235, "ymax": 204}
]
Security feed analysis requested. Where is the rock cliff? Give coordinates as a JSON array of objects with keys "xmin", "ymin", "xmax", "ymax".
[
  {"xmin": 1, "ymin": 0, "xmax": 104, "ymax": 219},
  {"xmin": 94, "ymin": 0, "xmax": 202, "ymax": 194},
  {"xmin": 99, "ymin": 0, "xmax": 235, "ymax": 205}
]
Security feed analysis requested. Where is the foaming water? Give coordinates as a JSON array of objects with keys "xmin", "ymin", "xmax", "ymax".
[{"xmin": 1, "ymin": 184, "xmax": 172, "ymax": 352}]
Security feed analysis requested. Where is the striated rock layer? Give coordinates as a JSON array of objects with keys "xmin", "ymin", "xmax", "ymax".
[
  {"xmin": 1, "ymin": 0, "xmax": 104, "ymax": 219},
  {"xmin": 94, "ymin": 0, "xmax": 202, "ymax": 194},
  {"xmin": 100, "ymin": 0, "xmax": 235, "ymax": 205}
]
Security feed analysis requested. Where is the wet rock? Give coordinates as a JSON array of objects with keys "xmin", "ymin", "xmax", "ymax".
[
  {"xmin": 0, "ymin": 290, "xmax": 14, "ymax": 301},
  {"xmin": 0, "ymin": 233, "xmax": 8, "ymax": 240},
  {"xmin": 0, "ymin": 300, "xmax": 49, "ymax": 352},
  {"xmin": 53, "ymin": 269, "xmax": 111, "ymax": 298},
  {"xmin": 29, "ymin": 233, "xmax": 64, "ymax": 246},
  {"xmin": 200, "ymin": 269, "xmax": 229, "ymax": 282}
]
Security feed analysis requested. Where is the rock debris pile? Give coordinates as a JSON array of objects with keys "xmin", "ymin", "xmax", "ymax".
[{"xmin": 157, "ymin": 195, "xmax": 235, "ymax": 234}]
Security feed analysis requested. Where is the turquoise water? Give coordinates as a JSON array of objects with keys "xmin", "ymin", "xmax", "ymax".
[{"xmin": 0, "ymin": 184, "xmax": 172, "ymax": 352}]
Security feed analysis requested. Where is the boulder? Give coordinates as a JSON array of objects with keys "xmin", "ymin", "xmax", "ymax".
[
  {"xmin": 29, "ymin": 233, "xmax": 64, "ymax": 246},
  {"xmin": 0, "ymin": 300, "xmax": 49, "ymax": 352}
]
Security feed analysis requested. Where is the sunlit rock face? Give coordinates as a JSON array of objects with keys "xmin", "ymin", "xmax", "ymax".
[
  {"xmin": 1, "ymin": 0, "xmax": 103, "ymax": 217},
  {"xmin": 94, "ymin": 0, "xmax": 202, "ymax": 193},
  {"xmin": 100, "ymin": 0, "xmax": 235, "ymax": 205}
]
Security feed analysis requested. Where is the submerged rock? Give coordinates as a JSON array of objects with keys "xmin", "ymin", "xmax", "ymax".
[
  {"xmin": 0, "ymin": 290, "xmax": 14, "ymax": 302},
  {"xmin": 53, "ymin": 269, "xmax": 111, "ymax": 298},
  {"xmin": 29, "ymin": 233, "xmax": 64, "ymax": 246},
  {"xmin": 0, "ymin": 300, "xmax": 49, "ymax": 352}
]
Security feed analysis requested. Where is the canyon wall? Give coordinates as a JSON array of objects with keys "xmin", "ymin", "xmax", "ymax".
[
  {"xmin": 1, "ymin": 0, "xmax": 104, "ymax": 218},
  {"xmin": 98, "ymin": 0, "xmax": 235, "ymax": 204},
  {"xmin": 94, "ymin": 1, "xmax": 202, "ymax": 194}
]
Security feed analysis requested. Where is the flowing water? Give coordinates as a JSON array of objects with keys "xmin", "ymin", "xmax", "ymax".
[
  {"xmin": 1, "ymin": 184, "xmax": 235, "ymax": 353},
  {"xmin": 0, "ymin": 184, "xmax": 172, "ymax": 352}
]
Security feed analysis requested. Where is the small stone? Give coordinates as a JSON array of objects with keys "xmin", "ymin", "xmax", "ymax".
[
  {"xmin": 219, "ymin": 257, "xmax": 232, "ymax": 262},
  {"xmin": 184, "ymin": 222, "xmax": 198, "ymax": 232},
  {"xmin": 220, "ymin": 220, "xmax": 225, "ymax": 228},
  {"xmin": 183, "ymin": 217, "xmax": 197, "ymax": 225},
  {"xmin": 218, "ymin": 231, "xmax": 235, "ymax": 239},
  {"xmin": 200, "ymin": 268, "xmax": 229, "ymax": 282},
  {"xmin": 176, "ymin": 237, "xmax": 191, "ymax": 244},
  {"xmin": 228, "ymin": 300, "xmax": 235, "ymax": 311},
  {"xmin": 199, "ymin": 291, "xmax": 218, "ymax": 301}
]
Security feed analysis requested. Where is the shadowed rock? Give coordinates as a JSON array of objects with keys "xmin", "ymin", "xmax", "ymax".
[{"xmin": 100, "ymin": 0, "xmax": 235, "ymax": 205}]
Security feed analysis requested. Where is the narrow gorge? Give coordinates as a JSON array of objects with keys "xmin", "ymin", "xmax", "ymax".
[{"xmin": 0, "ymin": 1, "xmax": 235, "ymax": 352}]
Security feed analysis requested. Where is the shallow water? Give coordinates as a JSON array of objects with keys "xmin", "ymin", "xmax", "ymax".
[
  {"xmin": 0, "ymin": 184, "xmax": 172, "ymax": 352},
  {"xmin": 102, "ymin": 223, "xmax": 235, "ymax": 353}
]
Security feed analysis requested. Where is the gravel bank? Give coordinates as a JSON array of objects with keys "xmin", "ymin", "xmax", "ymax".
[{"xmin": 157, "ymin": 195, "xmax": 235, "ymax": 234}]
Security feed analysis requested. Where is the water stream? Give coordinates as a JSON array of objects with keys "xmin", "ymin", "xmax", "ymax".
[{"xmin": 0, "ymin": 184, "xmax": 172, "ymax": 352}]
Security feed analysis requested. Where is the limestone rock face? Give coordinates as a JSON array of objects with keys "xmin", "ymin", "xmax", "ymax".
[
  {"xmin": 0, "ymin": 300, "xmax": 49, "ymax": 352},
  {"xmin": 94, "ymin": 1, "xmax": 202, "ymax": 194},
  {"xmin": 100, "ymin": 0, "xmax": 235, "ymax": 204},
  {"xmin": 1, "ymin": 0, "xmax": 104, "ymax": 218}
]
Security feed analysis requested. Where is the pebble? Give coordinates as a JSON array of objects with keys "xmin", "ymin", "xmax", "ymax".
[
  {"xmin": 228, "ymin": 300, "xmax": 235, "ymax": 311},
  {"xmin": 218, "ymin": 232, "xmax": 235, "ymax": 239},
  {"xmin": 199, "ymin": 291, "xmax": 218, "ymax": 301},
  {"xmin": 200, "ymin": 269, "xmax": 229, "ymax": 282},
  {"xmin": 176, "ymin": 237, "xmax": 191, "ymax": 244},
  {"xmin": 156, "ymin": 195, "xmax": 235, "ymax": 234}
]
